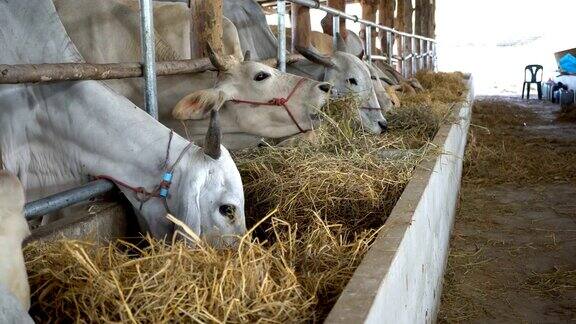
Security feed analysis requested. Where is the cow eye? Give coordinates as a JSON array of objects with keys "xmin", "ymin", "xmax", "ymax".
[
  {"xmin": 254, "ymin": 71, "xmax": 271, "ymax": 82},
  {"xmin": 347, "ymin": 78, "xmax": 358, "ymax": 86},
  {"xmin": 219, "ymin": 204, "xmax": 236, "ymax": 220}
]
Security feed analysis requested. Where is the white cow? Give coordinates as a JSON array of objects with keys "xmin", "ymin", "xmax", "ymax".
[
  {"xmin": 223, "ymin": 0, "xmax": 389, "ymax": 134},
  {"xmin": 0, "ymin": 171, "xmax": 33, "ymax": 324},
  {"xmin": 1, "ymin": 0, "xmax": 246, "ymax": 246},
  {"xmin": 54, "ymin": 0, "xmax": 331, "ymax": 149}
]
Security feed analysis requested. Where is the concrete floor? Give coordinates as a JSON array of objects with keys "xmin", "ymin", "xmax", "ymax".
[{"xmin": 438, "ymin": 97, "xmax": 576, "ymax": 323}]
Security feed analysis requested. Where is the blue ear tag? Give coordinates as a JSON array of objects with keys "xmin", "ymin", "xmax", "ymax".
[{"xmin": 159, "ymin": 171, "xmax": 173, "ymax": 198}]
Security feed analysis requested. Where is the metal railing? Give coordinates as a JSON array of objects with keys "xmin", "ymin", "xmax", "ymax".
[{"xmin": 275, "ymin": 0, "xmax": 437, "ymax": 76}]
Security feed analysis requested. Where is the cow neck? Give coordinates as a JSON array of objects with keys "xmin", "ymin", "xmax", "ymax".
[
  {"xmin": 96, "ymin": 131, "xmax": 194, "ymax": 213},
  {"xmin": 72, "ymin": 109, "xmax": 195, "ymax": 205}
]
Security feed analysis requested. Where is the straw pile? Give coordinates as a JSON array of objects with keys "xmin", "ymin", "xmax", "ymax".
[
  {"xmin": 463, "ymin": 98, "xmax": 576, "ymax": 184},
  {"xmin": 25, "ymin": 72, "xmax": 466, "ymax": 323}
]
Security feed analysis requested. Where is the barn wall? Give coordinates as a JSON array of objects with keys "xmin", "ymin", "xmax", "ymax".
[{"xmin": 326, "ymin": 75, "xmax": 474, "ymax": 324}]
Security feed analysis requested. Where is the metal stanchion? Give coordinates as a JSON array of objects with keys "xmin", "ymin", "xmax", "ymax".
[
  {"xmin": 277, "ymin": 0, "xmax": 287, "ymax": 72},
  {"xmin": 138, "ymin": 0, "xmax": 158, "ymax": 119}
]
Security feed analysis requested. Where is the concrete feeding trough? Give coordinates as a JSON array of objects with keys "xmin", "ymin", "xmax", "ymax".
[{"xmin": 325, "ymin": 75, "xmax": 474, "ymax": 323}]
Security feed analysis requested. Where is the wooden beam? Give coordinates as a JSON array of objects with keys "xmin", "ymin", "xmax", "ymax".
[
  {"xmin": 378, "ymin": 0, "xmax": 395, "ymax": 57},
  {"xmin": 428, "ymin": 0, "xmax": 436, "ymax": 39},
  {"xmin": 0, "ymin": 60, "xmax": 215, "ymax": 84},
  {"xmin": 360, "ymin": 0, "xmax": 378, "ymax": 53},
  {"xmin": 0, "ymin": 54, "xmax": 304, "ymax": 85},
  {"xmin": 189, "ymin": 0, "xmax": 223, "ymax": 59},
  {"xmin": 291, "ymin": 3, "xmax": 312, "ymax": 52},
  {"xmin": 320, "ymin": 0, "xmax": 347, "ymax": 38}
]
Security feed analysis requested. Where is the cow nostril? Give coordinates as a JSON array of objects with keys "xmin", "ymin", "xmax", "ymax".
[
  {"xmin": 318, "ymin": 83, "xmax": 331, "ymax": 93},
  {"xmin": 378, "ymin": 121, "xmax": 388, "ymax": 133}
]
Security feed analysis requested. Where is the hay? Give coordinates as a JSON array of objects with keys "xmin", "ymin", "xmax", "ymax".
[
  {"xmin": 25, "ymin": 72, "xmax": 466, "ymax": 322},
  {"xmin": 26, "ymin": 216, "xmax": 377, "ymax": 323},
  {"xmin": 386, "ymin": 71, "xmax": 464, "ymax": 147},
  {"xmin": 525, "ymin": 267, "xmax": 576, "ymax": 297},
  {"xmin": 414, "ymin": 70, "xmax": 467, "ymax": 103},
  {"xmin": 463, "ymin": 99, "xmax": 576, "ymax": 184}
]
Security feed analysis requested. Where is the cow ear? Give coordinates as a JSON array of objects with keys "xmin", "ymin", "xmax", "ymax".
[{"xmin": 172, "ymin": 89, "xmax": 229, "ymax": 120}]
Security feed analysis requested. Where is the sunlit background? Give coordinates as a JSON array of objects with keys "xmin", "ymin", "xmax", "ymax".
[{"xmin": 266, "ymin": 0, "xmax": 575, "ymax": 95}]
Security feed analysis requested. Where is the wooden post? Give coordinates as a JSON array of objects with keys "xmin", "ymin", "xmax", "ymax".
[
  {"xmin": 429, "ymin": 0, "xmax": 436, "ymax": 39},
  {"xmin": 320, "ymin": 0, "xmax": 347, "ymax": 38},
  {"xmin": 291, "ymin": 3, "xmax": 312, "ymax": 53},
  {"xmin": 395, "ymin": 0, "xmax": 413, "ymax": 76},
  {"xmin": 189, "ymin": 0, "xmax": 223, "ymax": 59},
  {"xmin": 415, "ymin": 0, "xmax": 423, "ymax": 45},
  {"xmin": 379, "ymin": 0, "xmax": 395, "ymax": 57},
  {"xmin": 417, "ymin": 0, "xmax": 432, "ymax": 69},
  {"xmin": 360, "ymin": 0, "xmax": 378, "ymax": 54}
]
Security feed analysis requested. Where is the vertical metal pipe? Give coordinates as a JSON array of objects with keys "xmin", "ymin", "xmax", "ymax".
[
  {"xmin": 139, "ymin": 0, "xmax": 158, "ymax": 119},
  {"xmin": 399, "ymin": 36, "xmax": 405, "ymax": 78},
  {"xmin": 427, "ymin": 41, "xmax": 431, "ymax": 69},
  {"xmin": 411, "ymin": 37, "xmax": 417, "ymax": 76},
  {"xmin": 419, "ymin": 39, "xmax": 424, "ymax": 71},
  {"xmin": 386, "ymin": 31, "xmax": 393, "ymax": 66},
  {"xmin": 277, "ymin": 0, "xmax": 287, "ymax": 72},
  {"xmin": 432, "ymin": 42, "xmax": 437, "ymax": 71},
  {"xmin": 332, "ymin": 14, "xmax": 340, "ymax": 50},
  {"xmin": 365, "ymin": 25, "xmax": 372, "ymax": 63}
]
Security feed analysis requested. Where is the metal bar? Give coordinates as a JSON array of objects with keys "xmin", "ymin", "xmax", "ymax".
[
  {"xmin": 386, "ymin": 31, "xmax": 393, "ymax": 66},
  {"xmin": 0, "ymin": 59, "xmax": 218, "ymax": 84},
  {"xmin": 411, "ymin": 37, "xmax": 417, "ymax": 76},
  {"xmin": 286, "ymin": 0, "xmax": 435, "ymax": 42},
  {"xmin": 277, "ymin": 0, "xmax": 287, "ymax": 72},
  {"xmin": 365, "ymin": 25, "xmax": 372, "ymax": 62},
  {"xmin": 371, "ymin": 55, "xmax": 392, "ymax": 62},
  {"xmin": 332, "ymin": 14, "xmax": 340, "ymax": 49},
  {"xmin": 420, "ymin": 39, "xmax": 425, "ymax": 70},
  {"xmin": 24, "ymin": 180, "xmax": 115, "ymax": 220},
  {"xmin": 399, "ymin": 36, "xmax": 405, "ymax": 78},
  {"xmin": 139, "ymin": 0, "xmax": 159, "ymax": 119},
  {"xmin": 426, "ymin": 41, "xmax": 430, "ymax": 69},
  {"xmin": 432, "ymin": 42, "xmax": 437, "ymax": 71}
]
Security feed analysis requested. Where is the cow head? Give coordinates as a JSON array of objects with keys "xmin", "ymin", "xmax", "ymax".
[
  {"xmin": 296, "ymin": 34, "xmax": 388, "ymax": 134},
  {"xmin": 366, "ymin": 63, "xmax": 394, "ymax": 113},
  {"xmin": 134, "ymin": 111, "xmax": 246, "ymax": 248},
  {"xmin": 172, "ymin": 48, "xmax": 331, "ymax": 138}
]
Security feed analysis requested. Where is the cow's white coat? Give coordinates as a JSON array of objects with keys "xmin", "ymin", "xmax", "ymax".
[{"xmin": 0, "ymin": 172, "xmax": 34, "ymax": 324}]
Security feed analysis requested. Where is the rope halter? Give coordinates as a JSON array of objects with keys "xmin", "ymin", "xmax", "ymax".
[{"xmin": 228, "ymin": 78, "xmax": 310, "ymax": 134}]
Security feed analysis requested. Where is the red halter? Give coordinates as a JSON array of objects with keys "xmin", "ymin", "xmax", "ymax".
[{"xmin": 228, "ymin": 78, "xmax": 309, "ymax": 133}]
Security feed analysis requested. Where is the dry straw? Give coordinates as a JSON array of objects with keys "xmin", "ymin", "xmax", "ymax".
[{"xmin": 25, "ymin": 71, "xmax": 466, "ymax": 323}]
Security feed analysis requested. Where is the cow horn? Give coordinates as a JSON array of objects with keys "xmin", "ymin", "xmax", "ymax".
[
  {"xmin": 336, "ymin": 32, "xmax": 347, "ymax": 52},
  {"xmin": 204, "ymin": 109, "xmax": 222, "ymax": 159},
  {"xmin": 207, "ymin": 43, "xmax": 229, "ymax": 71},
  {"xmin": 295, "ymin": 45, "xmax": 335, "ymax": 68},
  {"xmin": 243, "ymin": 50, "xmax": 251, "ymax": 62}
]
